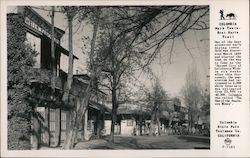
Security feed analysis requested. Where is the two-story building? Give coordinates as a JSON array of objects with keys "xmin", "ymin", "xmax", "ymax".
[{"xmin": 7, "ymin": 6, "xmax": 109, "ymax": 149}]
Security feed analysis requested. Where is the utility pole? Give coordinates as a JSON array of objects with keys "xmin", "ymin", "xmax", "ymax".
[
  {"xmin": 51, "ymin": 6, "xmax": 56, "ymax": 91},
  {"xmin": 51, "ymin": 6, "xmax": 61, "ymax": 147}
]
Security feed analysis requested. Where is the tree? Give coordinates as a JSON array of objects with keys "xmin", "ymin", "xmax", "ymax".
[
  {"xmin": 42, "ymin": 6, "xmax": 209, "ymax": 146},
  {"xmin": 7, "ymin": 14, "xmax": 37, "ymax": 149},
  {"xmin": 94, "ymin": 27, "xmax": 143, "ymax": 142},
  {"xmin": 61, "ymin": 6, "xmax": 101, "ymax": 149},
  {"xmin": 181, "ymin": 65, "xmax": 203, "ymax": 133},
  {"xmin": 145, "ymin": 80, "xmax": 170, "ymax": 136},
  {"xmin": 200, "ymin": 85, "xmax": 210, "ymax": 133},
  {"xmin": 110, "ymin": 6, "xmax": 209, "ymax": 66},
  {"xmin": 89, "ymin": 6, "xmax": 209, "ymax": 142}
]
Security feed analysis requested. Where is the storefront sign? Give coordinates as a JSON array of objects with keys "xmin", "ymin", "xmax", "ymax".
[{"xmin": 25, "ymin": 17, "xmax": 60, "ymax": 44}]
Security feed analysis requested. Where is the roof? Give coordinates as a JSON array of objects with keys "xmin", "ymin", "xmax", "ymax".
[
  {"xmin": 74, "ymin": 74, "xmax": 91, "ymax": 81},
  {"xmin": 117, "ymin": 104, "xmax": 150, "ymax": 115},
  {"xmin": 89, "ymin": 100, "xmax": 111, "ymax": 113},
  {"xmin": 73, "ymin": 74, "xmax": 107, "ymax": 96},
  {"xmin": 160, "ymin": 111, "xmax": 170, "ymax": 119}
]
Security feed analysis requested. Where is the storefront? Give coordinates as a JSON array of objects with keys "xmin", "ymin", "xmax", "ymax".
[{"xmin": 8, "ymin": 6, "xmax": 109, "ymax": 149}]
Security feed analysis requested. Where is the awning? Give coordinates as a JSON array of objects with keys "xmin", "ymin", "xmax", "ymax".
[
  {"xmin": 89, "ymin": 100, "xmax": 110, "ymax": 113},
  {"xmin": 89, "ymin": 103, "xmax": 101, "ymax": 110},
  {"xmin": 55, "ymin": 43, "xmax": 78, "ymax": 59}
]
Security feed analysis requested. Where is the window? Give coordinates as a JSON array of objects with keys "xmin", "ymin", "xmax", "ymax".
[
  {"xmin": 26, "ymin": 32, "xmax": 41, "ymax": 68},
  {"xmin": 60, "ymin": 54, "xmax": 68, "ymax": 73},
  {"xmin": 127, "ymin": 120, "xmax": 133, "ymax": 126},
  {"xmin": 49, "ymin": 109, "xmax": 56, "ymax": 132}
]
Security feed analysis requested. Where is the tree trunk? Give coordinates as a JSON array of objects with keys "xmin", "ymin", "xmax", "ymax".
[
  {"xmin": 139, "ymin": 114, "xmax": 142, "ymax": 136},
  {"xmin": 62, "ymin": 7, "xmax": 100, "ymax": 149},
  {"xmin": 168, "ymin": 114, "xmax": 173, "ymax": 134},
  {"xmin": 50, "ymin": 6, "xmax": 61, "ymax": 147},
  {"xmin": 62, "ymin": 86, "xmax": 91, "ymax": 149},
  {"xmin": 149, "ymin": 112, "xmax": 155, "ymax": 136},
  {"xmin": 110, "ymin": 114, "xmax": 115, "ymax": 142},
  {"xmin": 62, "ymin": 123, "xmax": 78, "ymax": 149},
  {"xmin": 62, "ymin": 13, "xmax": 74, "ymax": 104},
  {"xmin": 188, "ymin": 113, "xmax": 194, "ymax": 134},
  {"xmin": 61, "ymin": 12, "xmax": 75, "ymax": 149},
  {"xmin": 51, "ymin": 6, "xmax": 56, "ymax": 89},
  {"xmin": 110, "ymin": 85, "xmax": 117, "ymax": 142},
  {"xmin": 156, "ymin": 110, "xmax": 161, "ymax": 136}
]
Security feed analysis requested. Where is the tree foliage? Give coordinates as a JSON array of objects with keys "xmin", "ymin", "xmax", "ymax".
[
  {"xmin": 181, "ymin": 65, "xmax": 203, "ymax": 131},
  {"xmin": 145, "ymin": 80, "xmax": 170, "ymax": 136},
  {"xmin": 110, "ymin": 6, "xmax": 209, "ymax": 67},
  {"xmin": 87, "ymin": 6, "xmax": 208, "ymax": 141}
]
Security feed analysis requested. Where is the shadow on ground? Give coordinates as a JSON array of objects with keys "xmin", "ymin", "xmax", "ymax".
[{"xmin": 74, "ymin": 135, "xmax": 210, "ymax": 150}]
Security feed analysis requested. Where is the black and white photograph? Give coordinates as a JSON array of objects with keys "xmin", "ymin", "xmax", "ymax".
[{"xmin": 6, "ymin": 5, "xmax": 210, "ymax": 150}]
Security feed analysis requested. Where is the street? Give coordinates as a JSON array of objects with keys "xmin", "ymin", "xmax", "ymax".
[{"xmin": 74, "ymin": 135, "xmax": 210, "ymax": 149}]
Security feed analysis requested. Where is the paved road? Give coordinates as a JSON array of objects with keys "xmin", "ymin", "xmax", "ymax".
[{"xmin": 74, "ymin": 135, "xmax": 210, "ymax": 149}]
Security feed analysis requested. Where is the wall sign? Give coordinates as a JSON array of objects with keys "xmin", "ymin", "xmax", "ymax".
[{"xmin": 25, "ymin": 17, "xmax": 60, "ymax": 44}]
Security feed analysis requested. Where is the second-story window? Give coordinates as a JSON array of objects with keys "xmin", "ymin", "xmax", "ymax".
[{"xmin": 26, "ymin": 32, "xmax": 41, "ymax": 68}]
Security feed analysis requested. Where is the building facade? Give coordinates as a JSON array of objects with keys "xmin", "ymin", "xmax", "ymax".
[{"xmin": 7, "ymin": 6, "xmax": 109, "ymax": 149}]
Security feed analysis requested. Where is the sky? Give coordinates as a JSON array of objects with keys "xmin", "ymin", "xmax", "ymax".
[{"xmin": 8, "ymin": 6, "xmax": 210, "ymax": 98}]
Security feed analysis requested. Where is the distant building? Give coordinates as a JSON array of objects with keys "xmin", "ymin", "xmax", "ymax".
[{"xmin": 107, "ymin": 102, "xmax": 189, "ymax": 136}]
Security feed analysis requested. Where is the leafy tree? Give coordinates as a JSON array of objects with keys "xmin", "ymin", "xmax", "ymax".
[
  {"xmin": 181, "ymin": 65, "xmax": 203, "ymax": 133},
  {"xmin": 95, "ymin": 30, "xmax": 143, "ymax": 142},
  {"xmin": 145, "ymin": 80, "xmax": 170, "ymax": 136},
  {"xmin": 7, "ymin": 14, "xmax": 37, "ymax": 149},
  {"xmin": 200, "ymin": 86, "xmax": 210, "ymax": 132},
  {"xmin": 89, "ymin": 6, "xmax": 209, "ymax": 141},
  {"xmin": 110, "ymin": 6, "xmax": 209, "ymax": 66},
  {"xmin": 34, "ymin": 5, "xmax": 209, "ymax": 147},
  {"xmin": 60, "ymin": 6, "xmax": 101, "ymax": 149}
]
